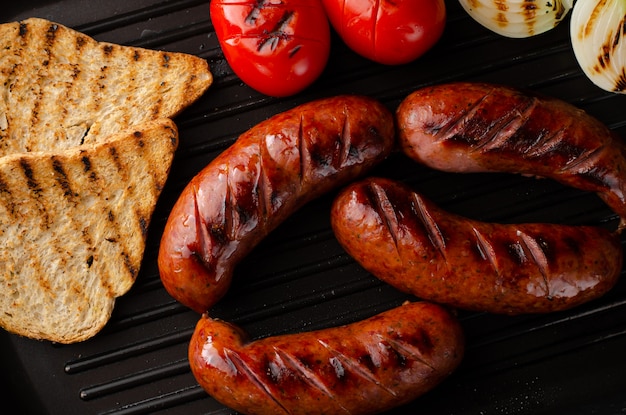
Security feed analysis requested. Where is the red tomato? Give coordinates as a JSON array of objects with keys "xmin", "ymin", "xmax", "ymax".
[
  {"xmin": 322, "ymin": 0, "xmax": 446, "ymax": 65},
  {"xmin": 210, "ymin": 0, "xmax": 331, "ymax": 97}
]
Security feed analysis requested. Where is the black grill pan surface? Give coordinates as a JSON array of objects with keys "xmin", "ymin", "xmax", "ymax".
[{"xmin": 1, "ymin": 1, "xmax": 626, "ymax": 414}]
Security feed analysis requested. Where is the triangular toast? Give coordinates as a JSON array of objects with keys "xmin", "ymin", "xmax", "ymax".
[
  {"xmin": 0, "ymin": 118, "xmax": 178, "ymax": 343},
  {"xmin": 0, "ymin": 17, "xmax": 212, "ymax": 155}
]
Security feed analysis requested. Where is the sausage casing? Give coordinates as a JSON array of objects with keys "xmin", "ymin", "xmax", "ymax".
[
  {"xmin": 158, "ymin": 96, "xmax": 395, "ymax": 313},
  {"xmin": 189, "ymin": 301, "xmax": 464, "ymax": 415},
  {"xmin": 331, "ymin": 177, "xmax": 623, "ymax": 315},
  {"xmin": 396, "ymin": 82, "xmax": 626, "ymax": 229}
]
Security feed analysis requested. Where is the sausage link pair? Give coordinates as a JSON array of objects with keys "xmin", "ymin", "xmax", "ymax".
[
  {"xmin": 158, "ymin": 96, "xmax": 395, "ymax": 313},
  {"xmin": 189, "ymin": 301, "xmax": 464, "ymax": 415},
  {"xmin": 331, "ymin": 177, "xmax": 623, "ymax": 315},
  {"xmin": 396, "ymin": 82, "xmax": 626, "ymax": 230}
]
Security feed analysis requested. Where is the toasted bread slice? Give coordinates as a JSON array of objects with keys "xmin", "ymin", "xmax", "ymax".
[
  {"xmin": 0, "ymin": 118, "xmax": 178, "ymax": 343},
  {"xmin": 0, "ymin": 17, "xmax": 212, "ymax": 156}
]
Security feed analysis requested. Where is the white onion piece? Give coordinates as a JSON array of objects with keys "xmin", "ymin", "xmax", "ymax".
[
  {"xmin": 459, "ymin": 0, "xmax": 574, "ymax": 38},
  {"xmin": 570, "ymin": 0, "xmax": 626, "ymax": 94}
]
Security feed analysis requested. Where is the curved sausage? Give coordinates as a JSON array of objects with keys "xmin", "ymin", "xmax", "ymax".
[
  {"xmin": 158, "ymin": 96, "xmax": 395, "ymax": 313},
  {"xmin": 396, "ymin": 82, "xmax": 626, "ymax": 230},
  {"xmin": 331, "ymin": 177, "xmax": 623, "ymax": 315},
  {"xmin": 189, "ymin": 301, "xmax": 464, "ymax": 415}
]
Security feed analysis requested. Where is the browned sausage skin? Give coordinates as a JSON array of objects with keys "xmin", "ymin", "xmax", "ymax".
[
  {"xmin": 158, "ymin": 96, "xmax": 395, "ymax": 313},
  {"xmin": 331, "ymin": 177, "xmax": 623, "ymax": 315},
  {"xmin": 396, "ymin": 82, "xmax": 626, "ymax": 230},
  {"xmin": 189, "ymin": 302, "xmax": 464, "ymax": 415}
]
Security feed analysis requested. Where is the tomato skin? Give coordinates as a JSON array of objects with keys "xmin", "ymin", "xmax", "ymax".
[
  {"xmin": 210, "ymin": 0, "xmax": 331, "ymax": 97},
  {"xmin": 322, "ymin": 0, "xmax": 446, "ymax": 65}
]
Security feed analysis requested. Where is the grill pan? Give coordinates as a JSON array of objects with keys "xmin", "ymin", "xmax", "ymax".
[{"xmin": 1, "ymin": 1, "xmax": 626, "ymax": 414}]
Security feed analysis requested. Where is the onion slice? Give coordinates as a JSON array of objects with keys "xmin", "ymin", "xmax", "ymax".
[
  {"xmin": 570, "ymin": 0, "xmax": 626, "ymax": 94},
  {"xmin": 458, "ymin": 0, "xmax": 574, "ymax": 38}
]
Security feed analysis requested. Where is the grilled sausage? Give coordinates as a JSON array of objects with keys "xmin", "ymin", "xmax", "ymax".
[
  {"xmin": 158, "ymin": 96, "xmax": 395, "ymax": 313},
  {"xmin": 396, "ymin": 82, "xmax": 626, "ymax": 230},
  {"xmin": 331, "ymin": 177, "xmax": 623, "ymax": 315},
  {"xmin": 189, "ymin": 301, "xmax": 464, "ymax": 415}
]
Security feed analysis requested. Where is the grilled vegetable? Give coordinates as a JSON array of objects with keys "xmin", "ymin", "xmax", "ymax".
[
  {"xmin": 570, "ymin": 0, "xmax": 626, "ymax": 94},
  {"xmin": 458, "ymin": 0, "xmax": 573, "ymax": 38}
]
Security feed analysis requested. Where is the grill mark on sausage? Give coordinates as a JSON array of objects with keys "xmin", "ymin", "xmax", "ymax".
[
  {"xmin": 297, "ymin": 114, "xmax": 308, "ymax": 185},
  {"xmin": 273, "ymin": 346, "xmax": 348, "ymax": 413},
  {"xmin": 411, "ymin": 192, "xmax": 448, "ymax": 263},
  {"xmin": 473, "ymin": 97, "xmax": 538, "ymax": 153},
  {"xmin": 521, "ymin": 125, "xmax": 568, "ymax": 159},
  {"xmin": 558, "ymin": 143, "xmax": 606, "ymax": 175},
  {"xmin": 257, "ymin": 145, "xmax": 271, "ymax": 226},
  {"xmin": 472, "ymin": 227, "xmax": 501, "ymax": 276},
  {"xmin": 385, "ymin": 334, "xmax": 436, "ymax": 371},
  {"xmin": 225, "ymin": 165, "xmax": 239, "ymax": 241},
  {"xmin": 192, "ymin": 185, "xmax": 217, "ymax": 272},
  {"xmin": 509, "ymin": 113, "xmax": 603, "ymax": 170},
  {"xmin": 368, "ymin": 181, "xmax": 401, "ymax": 255},
  {"xmin": 516, "ymin": 230, "xmax": 552, "ymax": 298},
  {"xmin": 338, "ymin": 105, "xmax": 352, "ymax": 167},
  {"xmin": 430, "ymin": 90, "xmax": 492, "ymax": 142},
  {"xmin": 318, "ymin": 339, "xmax": 399, "ymax": 399},
  {"xmin": 225, "ymin": 348, "xmax": 291, "ymax": 414}
]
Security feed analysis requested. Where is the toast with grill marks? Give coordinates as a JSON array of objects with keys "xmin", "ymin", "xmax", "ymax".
[
  {"xmin": 0, "ymin": 17, "xmax": 212, "ymax": 156},
  {"xmin": 0, "ymin": 118, "xmax": 178, "ymax": 343}
]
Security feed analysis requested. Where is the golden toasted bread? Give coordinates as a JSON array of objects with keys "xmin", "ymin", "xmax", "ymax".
[
  {"xmin": 0, "ymin": 17, "xmax": 212, "ymax": 156},
  {"xmin": 0, "ymin": 118, "xmax": 178, "ymax": 343},
  {"xmin": 0, "ymin": 17, "xmax": 211, "ymax": 343}
]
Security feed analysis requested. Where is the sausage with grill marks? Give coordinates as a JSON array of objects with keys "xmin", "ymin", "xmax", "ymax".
[
  {"xmin": 331, "ymin": 177, "xmax": 623, "ymax": 315},
  {"xmin": 396, "ymin": 82, "xmax": 626, "ymax": 230},
  {"xmin": 189, "ymin": 301, "xmax": 464, "ymax": 415},
  {"xmin": 158, "ymin": 96, "xmax": 395, "ymax": 313}
]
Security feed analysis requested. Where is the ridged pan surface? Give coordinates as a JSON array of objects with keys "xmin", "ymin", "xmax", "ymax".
[{"xmin": 1, "ymin": 1, "xmax": 626, "ymax": 414}]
